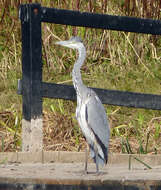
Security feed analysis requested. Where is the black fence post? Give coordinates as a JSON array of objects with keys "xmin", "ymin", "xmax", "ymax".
[{"xmin": 19, "ymin": 4, "xmax": 43, "ymax": 152}]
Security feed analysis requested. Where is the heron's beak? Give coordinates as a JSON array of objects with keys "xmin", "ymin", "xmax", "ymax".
[
  {"xmin": 55, "ymin": 40, "xmax": 77, "ymax": 49},
  {"xmin": 55, "ymin": 40, "xmax": 71, "ymax": 46},
  {"xmin": 55, "ymin": 40, "xmax": 67, "ymax": 46}
]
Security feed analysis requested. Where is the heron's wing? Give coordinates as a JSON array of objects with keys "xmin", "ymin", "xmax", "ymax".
[{"xmin": 85, "ymin": 91, "xmax": 110, "ymax": 150}]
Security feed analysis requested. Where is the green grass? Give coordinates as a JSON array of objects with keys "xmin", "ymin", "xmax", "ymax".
[{"xmin": 0, "ymin": 0, "xmax": 161, "ymax": 153}]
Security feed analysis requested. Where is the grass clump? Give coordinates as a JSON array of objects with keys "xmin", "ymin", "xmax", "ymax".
[{"xmin": 0, "ymin": 0, "xmax": 161, "ymax": 153}]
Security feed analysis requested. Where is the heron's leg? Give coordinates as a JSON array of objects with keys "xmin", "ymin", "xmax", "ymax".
[
  {"xmin": 95, "ymin": 147, "xmax": 99, "ymax": 174},
  {"xmin": 84, "ymin": 143, "xmax": 88, "ymax": 174}
]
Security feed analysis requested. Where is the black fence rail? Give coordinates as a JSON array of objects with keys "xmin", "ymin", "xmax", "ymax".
[
  {"xmin": 18, "ymin": 3, "xmax": 161, "ymax": 151},
  {"xmin": 40, "ymin": 6, "xmax": 161, "ymax": 34}
]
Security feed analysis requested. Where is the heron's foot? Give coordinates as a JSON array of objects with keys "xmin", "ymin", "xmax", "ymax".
[
  {"xmin": 95, "ymin": 171, "xmax": 101, "ymax": 176},
  {"xmin": 83, "ymin": 169, "xmax": 88, "ymax": 175},
  {"xmin": 82, "ymin": 170, "xmax": 104, "ymax": 176}
]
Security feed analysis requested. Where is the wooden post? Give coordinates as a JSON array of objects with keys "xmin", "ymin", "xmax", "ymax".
[{"xmin": 19, "ymin": 4, "xmax": 43, "ymax": 152}]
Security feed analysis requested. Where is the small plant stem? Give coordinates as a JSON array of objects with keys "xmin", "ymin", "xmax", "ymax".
[
  {"xmin": 1, "ymin": 136, "xmax": 4, "ymax": 152},
  {"xmin": 129, "ymin": 155, "xmax": 132, "ymax": 170},
  {"xmin": 123, "ymin": 32, "xmax": 154, "ymax": 78},
  {"xmin": 129, "ymin": 155, "xmax": 152, "ymax": 170}
]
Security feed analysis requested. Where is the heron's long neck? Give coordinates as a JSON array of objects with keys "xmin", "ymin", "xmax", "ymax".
[{"xmin": 72, "ymin": 45, "xmax": 86, "ymax": 93}]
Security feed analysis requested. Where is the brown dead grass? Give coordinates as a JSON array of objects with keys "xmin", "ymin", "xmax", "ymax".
[
  {"xmin": 43, "ymin": 111, "xmax": 86, "ymax": 152},
  {"xmin": 0, "ymin": 110, "xmax": 160, "ymax": 154}
]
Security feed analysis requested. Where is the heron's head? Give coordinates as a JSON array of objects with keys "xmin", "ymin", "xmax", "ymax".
[{"xmin": 55, "ymin": 36, "xmax": 83, "ymax": 49}]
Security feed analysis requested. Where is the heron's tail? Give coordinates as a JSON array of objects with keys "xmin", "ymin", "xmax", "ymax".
[{"xmin": 89, "ymin": 145, "xmax": 108, "ymax": 167}]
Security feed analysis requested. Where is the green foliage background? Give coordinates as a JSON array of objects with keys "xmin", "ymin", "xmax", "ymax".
[{"xmin": 0, "ymin": 0, "xmax": 160, "ymax": 153}]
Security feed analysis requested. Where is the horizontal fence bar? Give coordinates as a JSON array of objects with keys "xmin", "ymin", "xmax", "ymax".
[
  {"xmin": 41, "ymin": 7, "xmax": 161, "ymax": 35},
  {"xmin": 18, "ymin": 80, "xmax": 161, "ymax": 110},
  {"xmin": 42, "ymin": 83, "xmax": 161, "ymax": 110}
]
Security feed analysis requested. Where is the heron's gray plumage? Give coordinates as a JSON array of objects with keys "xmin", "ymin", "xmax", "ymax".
[{"xmin": 56, "ymin": 36, "xmax": 110, "ymax": 173}]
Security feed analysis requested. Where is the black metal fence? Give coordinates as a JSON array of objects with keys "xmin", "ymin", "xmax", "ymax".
[{"xmin": 18, "ymin": 3, "xmax": 161, "ymax": 151}]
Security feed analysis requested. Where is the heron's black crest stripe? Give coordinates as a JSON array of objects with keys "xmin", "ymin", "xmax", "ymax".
[{"xmin": 91, "ymin": 128, "xmax": 108, "ymax": 164}]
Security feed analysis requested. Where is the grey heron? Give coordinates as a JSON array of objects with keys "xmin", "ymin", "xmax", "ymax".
[{"xmin": 56, "ymin": 36, "xmax": 110, "ymax": 174}]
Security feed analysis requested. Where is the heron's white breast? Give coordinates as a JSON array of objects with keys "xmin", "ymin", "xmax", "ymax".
[{"xmin": 76, "ymin": 96, "xmax": 94, "ymax": 145}]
